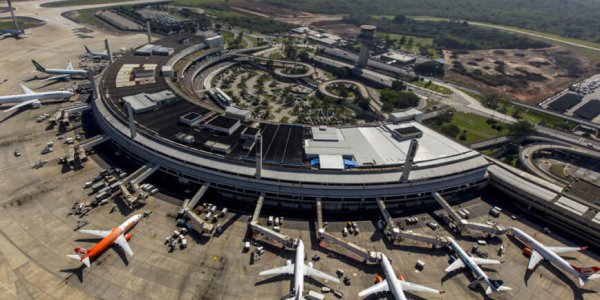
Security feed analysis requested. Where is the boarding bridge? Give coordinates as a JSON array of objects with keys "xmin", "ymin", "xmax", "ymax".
[
  {"xmin": 78, "ymin": 134, "xmax": 111, "ymax": 151},
  {"xmin": 249, "ymin": 194, "xmax": 297, "ymax": 250},
  {"xmin": 432, "ymin": 192, "xmax": 506, "ymax": 236},
  {"xmin": 391, "ymin": 228, "xmax": 447, "ymax": 247},
  {"xmin": 249, "ymin": 222, "xmax": 298, "ymax": 249},
  {"xmin": 186, "ymin": 184, "xmax": 210, "ymax": 210},
  {"xmin": 185, "ymin": 208, "xmax": 215, "ymax": 235},
  {"xmin": 251, "ymin": 193, "xmax": 265, "ymax": 224},
  {"xmin": 377, "ymin": 198, "xmax": 447, "ymax": 247},
  {"xmin": 126, "ymin": 163, "xmax": 159, "ymax": 186},
  {"xmin": 317, "ymin": 228, "xmax": 379, "ymax": 263},
  {"xmin": 315, "ymin": 199, "xmax": 379, "ymax": 263},
  {"xmin": 64, "ymin": 104, "xmax": 91, "ymax": 114}
]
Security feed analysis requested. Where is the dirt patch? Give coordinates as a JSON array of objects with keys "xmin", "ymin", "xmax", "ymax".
[
  {"xmin": 445, "ymin": 47, "xmax": 599, "ymax": 104},
  {"xmin": 226, "ymin": 0, "xmax": 342, "ymax": 27}
]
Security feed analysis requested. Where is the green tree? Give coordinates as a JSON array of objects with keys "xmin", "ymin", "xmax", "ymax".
[{"xmin": 509, "ymin": 120, "xmax": 536, "ymax": 135}]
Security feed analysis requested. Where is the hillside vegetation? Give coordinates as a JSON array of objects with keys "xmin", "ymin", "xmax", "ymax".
[{"xmin": 264, "ymin": 0, "xmax": 600, "ymax": 43}]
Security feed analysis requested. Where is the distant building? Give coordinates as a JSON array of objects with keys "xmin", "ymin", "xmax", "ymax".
[
  {"xmin": 205, "ymin": 35, "xmax": 224, "ymax": 48},
  {"xmin": 225, "ymin": 106, "xmax": 251, "ymax": 121},
  {"xmin": 380, "ymin": 51, "xmax": 417, "ymax": 66},
  {"xmin": 389, "ymin": 108, "xmax": 423, "ymax": 123}
]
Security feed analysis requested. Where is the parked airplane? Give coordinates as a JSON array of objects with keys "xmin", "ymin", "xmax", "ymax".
[
  {"xmin": 445, "ymin": 237, "xmax": 512, "ymax": 294},
  {"xmin": 359, "ymin": 253, "xmax": 444, "ymax": 300},
  {"xmin": 511, "ymin": 227, "xmax": 600, "ymax": 286},
  {"xmin": 67, "ymin": 214, "xmax": 143, "ymax": 268},
  {"xmin": 1, "ymin": 0, "xmax": 28, "ymax": 39},
  {"xmin": 84, "ymin": 39, "xmax": 111, "ymax": 60},
  {"xmin": 259, "ymin": 240, "xmax": 339, "ymax": 300},
  {"xmin": 32, "ymin": 60, "xmax": 88, "ymax": 81},
  {"xmin": 0, "ymin": 84, "xmax": 73, "ymax": 112}
]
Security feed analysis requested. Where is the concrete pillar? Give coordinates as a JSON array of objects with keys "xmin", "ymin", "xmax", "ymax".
[
  {"xmin": 400, "ymin": 139, "xmax": 419, "ymax": 182},
  {"xmin": 105, "ymin": 39, "xmax": 113, "ymax": 64},
  {"xmin": 146, "ymin": 20, "xmax": 152, "ymax": 44},
  {"xmin": 126, "ymin": 102, "xmax": 137, "ymax": 139},
  {"xmin": 87, "ymin": 70, "xmax": 98, "ymax": 100},
  {"xmin": 255, "ymin": 133, "xmax": 263, "ymax": 179}
]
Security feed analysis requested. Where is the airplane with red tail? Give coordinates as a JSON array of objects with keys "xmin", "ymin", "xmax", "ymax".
[{"xmin": 67, "ymin": 214, "xmax": 143, "ymax": 268}]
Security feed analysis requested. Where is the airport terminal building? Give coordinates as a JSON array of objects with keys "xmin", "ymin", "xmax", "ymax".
[{"xmin": 93, "ymin": 37, "xmax": 489, "ymax": 211}]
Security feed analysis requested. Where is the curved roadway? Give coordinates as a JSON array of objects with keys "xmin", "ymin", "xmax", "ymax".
[
  {"xmin": 317, "ymin": 79, "xmax": 370, "ymax": 100},
  {"xmin": 519, "ymin": 143, "xmax": 600, "ymax": 185}
]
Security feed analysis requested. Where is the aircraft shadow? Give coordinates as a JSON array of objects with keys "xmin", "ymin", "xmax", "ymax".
[
  {"xmin": 111, "ymin": 246, "xmax": 129, "ymax": 266},
  {"xmin": 59, "ymin": 265, "xmax": 85, "ymax": 283}
]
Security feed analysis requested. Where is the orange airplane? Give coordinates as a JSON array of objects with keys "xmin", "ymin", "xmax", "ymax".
[{"xmin": 67, "ymin": 214, "xmax": 143, "ymax": 268}]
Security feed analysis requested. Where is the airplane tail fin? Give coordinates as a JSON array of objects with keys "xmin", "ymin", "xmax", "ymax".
[
  {"xmin": 571, "ymin": 265, "xmax": 600, "ymax": 285},
  {"xmin": 31, "ymin": 60, "xmax": 45, "ymax": 72},
  {"xmin": 67, "ymin": 247, "xmax": 91, "ymax": 268},
  {"xmin": 486, "ymin": 280, "xmax": 511, "ymax": 294},
  {"xmin": 84, "ymin": 45, "xmax": 91, "ymax": 53}
]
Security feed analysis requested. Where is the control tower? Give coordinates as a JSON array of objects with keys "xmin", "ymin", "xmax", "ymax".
[{"xmin": 357, "ymin": 24, "xmax": 376, "ymax": 67}]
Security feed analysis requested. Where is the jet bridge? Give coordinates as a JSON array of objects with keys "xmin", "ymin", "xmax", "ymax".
[
  {"xmin": 432, "ymin": 192, "xmax": 506, "ymax": 236},
  {"xmin": 249, "ymin": 193, "xmax": 298, "ymax": 250},
  {"xmin": 77, "ymin": 134, "xmax": 111, "ymax": 152},
  {"xmin": 316, "ymin": 199, "xmax": 379, "ymax": 263},
  {"xmin": 377, "ymin": 198, "xmax": 447, "ymax": 247},
  {"xmin": 186, "ymin": 184, "xmax": 210, "ymax": 210}
]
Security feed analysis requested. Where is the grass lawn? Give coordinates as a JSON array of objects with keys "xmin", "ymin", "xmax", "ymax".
[
  {"xmin": 43, "ymin": 0, "xmax": 134, "ymax": 7},
  {"xmin": 269, "ymin": 51, "xmax": 285, "ymax": 60},
  {"xmin": 461, "ymin": 89, "xmax": 577, "ymax": 130},
  {"xmin": 175, "ymin": 0, "xmax": 225, "ymax": 6},
  {"xmin": 409, "ymin": 16, "xmax": 600, "ymax": 61},
  {"xmin": 376, "ymin": 32, "xmax": 440, "ymax": 58},
  {"xmin": 0, "ymin": 19, "xmax": 37, "ymax": 30},
  {"xmin": 451, "ymin": 111, "xmax": 510, "ymax": 144},
  {"xmin": 75, "ymin": 7, "xmax": 111, "ymax": 30},
  {"xmin": 412, "ymin": 80, "xmax": 453, "ymax": 95},
  {"xmin": 549, "ymin": 164, "xmax": 568, "ymax": 179}
]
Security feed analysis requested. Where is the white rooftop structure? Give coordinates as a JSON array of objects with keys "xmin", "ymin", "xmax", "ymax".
[
  {"xmin": 389, "ymin": 108, "xmax": 423, "ymax": 122},
  {"xmin": 205, "ymin": 35, "xmax": 224, "ymax": 48},
  {"xmin": 318, "ymin": 154, "xmax": 344, "ymax": 170},
  {"xmin": 304, "ymin": 122, "xmax": 473, "ymax": 167},
  {"xmin": 225, "ymin": 106, "xmax": 251, "ymax": 121},
  {"xmin": 123, "ymin": 93, "xmax": 157, "ymax": 114}
]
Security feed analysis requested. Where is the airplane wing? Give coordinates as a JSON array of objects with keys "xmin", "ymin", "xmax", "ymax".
[
  {"xmin": 78, "ymin": 229, "xmax": 111, "ymax": 238},
  {"xmin": 114, "ymin": 234, "xmax": 134, "ymax": 256},
  {"xmin": 445, "ymin": 259, "xmax": 465, "ymax": 272},
  {"xmin": 547, "ymin": 246, "xmax": 586, "ymax": 254},
  {"xmin": 304, "ymin": 264, "xmax": 340, "ymax": 283},
  {"xmin": 4, "ymin": 99, "xmax": 38, "ymax": 112},
  {"xmin": 259, "ymin": 264, "xmax": 294, "ymax": 276},
  {"xmin": 20, "ymin": 84, "xmax": 35, "ymax": 95},
  {"xmin": 527, "ymin": 250, "xmax": 544, "ymax": 270},
  {"xmin": 67, "ymin": 62, "xmax": 74, "ymax": 70},
  {"xmin": 471, "ymin": 257, "xmax": 502, "ymax": 265},
  {"xmin": 401, "ymin": 280, "xmax": 444, "ymax": 294},
  {"xmin": 43, "ymin": 74, "xmax": 70, "ymax": 82},
  {"xmin": 358, "ymin": 280, "xmax": 389, "ymax": 297}
]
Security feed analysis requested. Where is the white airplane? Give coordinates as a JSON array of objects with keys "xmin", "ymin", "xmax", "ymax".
[
  {"xmin": 359, "ymin": 253, "xmax": 444, "ymax": 300},
  {"xmin": 511, "ymin": 227, "xmax": 600, "ymax": 286},
  {"xmin": 445, "ymin": 237, "xmax": 512, "ymax": 295},
  {"xmin": 0, "ymin": 84, "xmax": 73, "ymax": 112},
  {"xmin": 32, "ymin": 60, "xmax": 88, "ymax": 81},
  {"xmin": 1, "ymin": 28, "xmax": 28, "ymax": 39},
  {"xmin": 259, "ymin": 240, "xmax": 339, "ymax": 300},
  {"xmin": 84, "ymin": 39, "xmax": 110, "ymax": 60}
]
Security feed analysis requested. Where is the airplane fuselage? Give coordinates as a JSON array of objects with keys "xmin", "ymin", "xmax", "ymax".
[
  {"xmin": 0, "ymin": 91, "xmax": 72, "ymax": 104},
  {"xmin": 82, "ymin": 214, "xmax": 141, "ymax": 261},
  {"xmin": 448, "ymin": 238, "xmax": 493, "ymax": 288},
  {"xmin": 293, "ymin": 240, "xmax": 305, "ymax": 300},
  {"xmin": 380, "ymin": 254, "xmax": 407, "ymax": 300},
  {"xmin": 43, "ymin": 68, "xmax": 88, "ymax": 77},
  {"xmin": 511, "ymin": 227, "xmax": 582, "ymax": 280}
]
